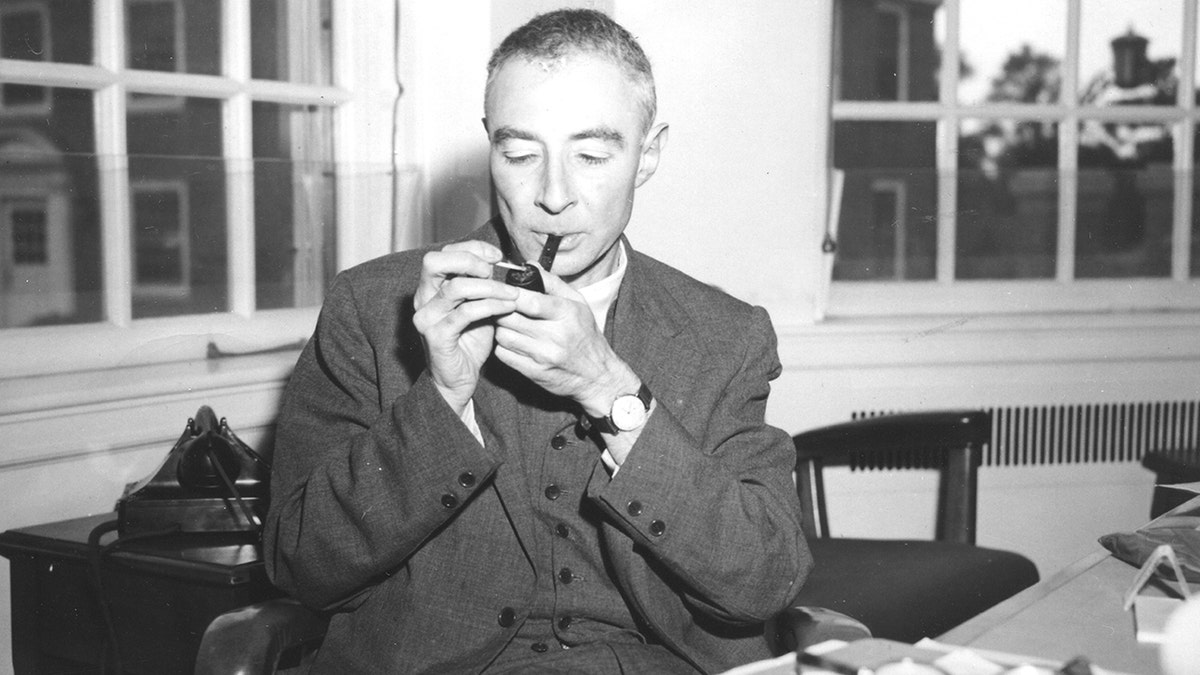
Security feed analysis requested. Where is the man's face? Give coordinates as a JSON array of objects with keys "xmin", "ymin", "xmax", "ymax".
[{"xmin": 485, "ymin": 52, "xmax": 665, "ymax": 288}]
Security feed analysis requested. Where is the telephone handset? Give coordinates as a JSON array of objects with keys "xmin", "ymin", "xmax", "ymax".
[{"xmin": 117, "ymin": 405, "xmax": 270, "ymax": 536}]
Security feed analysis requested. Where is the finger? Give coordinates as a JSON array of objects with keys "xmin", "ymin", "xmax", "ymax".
[
  {"xmin": 537, "ymin": 269, "xmax": 585, "ymax": 302},
  {"xmin": 438, "ymin": 276, "xmax": 518, "ymax": 306},
  {"xmin": 422, "ymin": 243, "xmax": 505, "ymax": 284}
]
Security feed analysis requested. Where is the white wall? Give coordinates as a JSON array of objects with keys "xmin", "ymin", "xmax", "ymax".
[{"xmin": 2, "ymin": 1, "xmax": 1198, "ymax": 671}]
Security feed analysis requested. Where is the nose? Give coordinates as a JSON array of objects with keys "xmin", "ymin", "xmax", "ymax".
[{"xmin": 535, "ymin": 156, "xmax": 575, "ymax": 215}]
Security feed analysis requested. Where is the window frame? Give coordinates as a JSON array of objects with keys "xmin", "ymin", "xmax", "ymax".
[
  {"xmin": 0, "ymin": 0, "xmax": 397, "ymax": 380},
  {"xmin": 827, "ymin": 0, "xmax": 1200, "ymax": 319}
]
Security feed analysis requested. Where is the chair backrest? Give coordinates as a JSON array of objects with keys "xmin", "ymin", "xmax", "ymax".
[{"xmin": 793, "ymin": 410, "xmax": 990, "ymax": 545}]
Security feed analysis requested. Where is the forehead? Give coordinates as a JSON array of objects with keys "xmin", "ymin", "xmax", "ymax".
[{"xmin": 486, "ymin": 53, "xmax": 644, "ymax": 137}]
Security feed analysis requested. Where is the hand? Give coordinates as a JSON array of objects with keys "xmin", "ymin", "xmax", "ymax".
[
  {"xmin": 412, "ymin": 241, "xmax": 518, "ymax": 414},
  {"xmin": 493, "ymin": 270, "xmax": 639, "ymax": 419}
]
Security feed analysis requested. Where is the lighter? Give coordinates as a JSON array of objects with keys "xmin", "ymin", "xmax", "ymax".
[{"xmin": 498, "ymin": 235, "xmax": 561, "ymax": 293}]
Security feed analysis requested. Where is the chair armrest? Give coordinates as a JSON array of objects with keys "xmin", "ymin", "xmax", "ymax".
[
  {"xmin": 195, "ymin": 597, "xmax": 328, "ymax": 675},
  {"xmin": 766, "ymin": 605, "xmax": 872, "ymax": 655}
]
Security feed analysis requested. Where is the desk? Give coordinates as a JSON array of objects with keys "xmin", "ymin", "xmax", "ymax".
[
  {"xmin": 0, "ymin": 512, "xmax": 280, "ymax": 674},
  {"xmin": 938, "ymin": 494, "xmax": 1200, "ymax": 675}
]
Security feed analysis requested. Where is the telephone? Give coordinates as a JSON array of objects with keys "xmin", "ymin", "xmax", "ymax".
[{"xmin": 117, "ymin": 405, "xmax": 270, "ymax": 536}]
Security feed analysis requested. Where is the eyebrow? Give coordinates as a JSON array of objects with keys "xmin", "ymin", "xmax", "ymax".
[
  {"xmin": 490, "ymin": 127, "xmax": 537, "ymax": 145},
  {"xmin": 490, "ymin": 125, "xmax": 626, "ymax": 149},
  {"xmin": 571, "ymin": 127, "xmax": 626, "ymax": 149}
]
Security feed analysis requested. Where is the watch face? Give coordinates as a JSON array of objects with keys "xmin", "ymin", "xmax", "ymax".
[{"xmin": 611, "ymin": 394, "xmax": 649, "ymax": 431}]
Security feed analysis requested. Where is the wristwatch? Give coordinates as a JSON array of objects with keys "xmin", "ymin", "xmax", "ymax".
[{"xmin": 589, "ymin": 383, "xmax": 653, "ymax": 435}]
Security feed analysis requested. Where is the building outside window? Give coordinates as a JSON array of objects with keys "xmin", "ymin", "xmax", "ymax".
[{"xmin": 831, "ymin": 0, "xmax": 1200, "ymax": 316}]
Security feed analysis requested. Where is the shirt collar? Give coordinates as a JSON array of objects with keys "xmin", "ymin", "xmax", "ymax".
[{"xmin": 577, "ymin": 241, "xmax": 627, "ymax": 334}]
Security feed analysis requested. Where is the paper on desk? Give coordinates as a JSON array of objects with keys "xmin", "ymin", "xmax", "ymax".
[{"xmin": 1134, "ymin": 594, "xmax": 1184, "ymax": 644}]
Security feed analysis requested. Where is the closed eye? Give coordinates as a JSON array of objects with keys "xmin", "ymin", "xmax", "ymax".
[
  {"xmin": 578, "ymin": 153, "xmax": 609, "ymax": 166},
  {"xmin": 503, "ymin": 153, "xmax": 538, "ymax": 166}
]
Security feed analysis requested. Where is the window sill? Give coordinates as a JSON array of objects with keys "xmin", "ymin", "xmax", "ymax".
[{"xmin": 776, "ymin": 310, "xmax": 1200, "ymax": 370}]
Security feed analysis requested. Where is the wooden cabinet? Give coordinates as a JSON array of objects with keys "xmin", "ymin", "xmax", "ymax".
[{"xmin": 0, "ymin": 513, "xmax": 280, "ymax": 674}]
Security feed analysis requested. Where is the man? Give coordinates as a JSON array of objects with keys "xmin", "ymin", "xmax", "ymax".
[{"xmin": 264, "ymin": 9, "xmax": 810, "ymax": 673}]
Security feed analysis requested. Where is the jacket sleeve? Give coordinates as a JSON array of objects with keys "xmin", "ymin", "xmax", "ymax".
[
  {"xmin": 587, "ymin": 306, "xmax": 811, "ymax": 625},
  {"xmin": 262, "ymin": 273, "xmax": 501, "ymax": 610}
]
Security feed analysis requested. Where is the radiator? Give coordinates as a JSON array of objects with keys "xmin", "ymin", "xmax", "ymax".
[{"xmin": 850, "ymin": 400, "xmax": 1200, "ymax": 468}]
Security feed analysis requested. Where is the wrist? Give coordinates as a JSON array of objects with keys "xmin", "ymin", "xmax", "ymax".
[
  {"xmin": 579, "ymin": 368, "xmax": 642, "ymax": 420},
  {"xmin": 585, "ymin": 382, "xmax": 653, "ymax": 436}
]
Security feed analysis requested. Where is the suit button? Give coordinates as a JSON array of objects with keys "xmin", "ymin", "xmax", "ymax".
[
  {"xmin": 497, "ymin": 607, "xmax": 516, "ymax": 627},
  {"xmin": 557, "ymin": 615, "xmax": 573, "ymax": 631},
  {"xmin": 626, "ymin": 500, "xmax": 643, "ymax": 516},
  {"xmin": 650, "ymin": 519, "xmax": 666, "ymax": 536},
  {"xmin": 551, "ymin": 435, "xmax": 567, "ymax": 449},
  {"xmin": 457, "ymin": 471, "xmax": 476, "ymax": 488},
  {"xmin": 531, "ymin": 642, "xmax": 549, "ymax": 653},
  {"xmin": 544, "ymin": 484, "xmax": 561, "ymax": 500},
  {"xmin": 440, "ymin": 493, "xmax": 458, "ymax": 509},
  {"xmin": 555, "ymin": 523, "xmax": 570, "ymax": 538},
  {"xmin": 558, "ymin": 567, "xmax": 574, "ymax": 584}
]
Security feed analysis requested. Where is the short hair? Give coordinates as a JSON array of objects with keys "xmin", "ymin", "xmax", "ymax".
[{"xmin": 485, "ymin": 8, "xmax": 657, "ymax": 133}]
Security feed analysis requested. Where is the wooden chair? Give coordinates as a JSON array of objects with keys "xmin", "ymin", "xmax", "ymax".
[
  {"xmin": 1141, "ymin": 447, "xmax": 1200, "ymax": 517},
  {"xmin": 786, "ymin": 410, "xmax": 1040, "ymax": 643}
]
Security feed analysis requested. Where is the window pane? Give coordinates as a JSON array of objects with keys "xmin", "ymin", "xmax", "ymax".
[
  {"xmin": 128, "ymin": 95, "xmax": 226, "ymax": 318},
  {"xmin": 835, "ymin": 0, "xmax": 941, "ymax": 102},
  {"xmin": 958, "ymin": 0, "xmax": 1065, "ymax": 105},
  {"xmin": 832, "ymin": 121, "xmax": 937, "ymax": 280},
  {"xmin": 957, "ymin": 119, "xmax": 1058, "ymax": 279},
  {"xmin": 1076, "ymin": 121, "xmax": 1173, "ymax": 278},
  {"xmin": 0, "ymin": 1, "xmax": 91, "ymax": 65},
  {"xmin": 252, "ymin": 102, "xmax": 337, "ymax": 310},
  {"xmin": 0, "ymin": 88, "xmax": 101, "ymax": 328},
  {"xmin": 126, "ymin": 0, "xmax": 220, "ymax": 76},
  {"xmin": 1079, "ymin": 0, "xmax": 1181, "ymax": 106},
  {"xmin": 251, "ymin": 0, "xmax": 333, "ymax": 85}
]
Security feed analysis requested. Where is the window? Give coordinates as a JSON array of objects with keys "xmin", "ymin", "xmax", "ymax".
[
  {"xmin": 830, "ymin": 0, "xmax": 1200, "ymax": 316},
  {"xmin": 0, "ymin": 1, "xmax": 395, "ymax": 379},
  {"xmin": 10, "ymin": 201, "xmax": 49, "ymax": 265}
]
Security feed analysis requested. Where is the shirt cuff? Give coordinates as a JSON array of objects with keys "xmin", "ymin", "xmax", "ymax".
[
  {"xmin": 600, "ymin": 448, "xmax": 620, "ymax": 476},
  {"xmin": 460, "ymin": 398, "xmax": 485, "ymax": 447}
]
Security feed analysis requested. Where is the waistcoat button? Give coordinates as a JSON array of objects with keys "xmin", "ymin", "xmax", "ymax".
[
  {"xmin": 457, "ymin": 471, "xmax": 476, "ymax": 488},
  {"xmin": 626, "ymin": 500, "xmax": 643, "ymax": 516},
  {"xmin": 544, "ymin": 484, "xmax": 562, "ymax": 500},
  {"xmin": 440, "ymin": 493, "xmax": 458, "ymax": 509},
  {"xmin": 497, "ymin": 607, "xmax": 516, "ymax": 627},
  {"xmin": 551, "ymin": 435, "xmax": 568, "ymax": 449},
  {"xmin": 558, "ymin": 567, "xmax": 574, "ymax": 584}
]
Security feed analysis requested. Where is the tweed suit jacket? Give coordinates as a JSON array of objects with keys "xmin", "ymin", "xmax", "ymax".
[{"xmin": 263, "ymin": 223, "xmax": 812, "ymax": 674}]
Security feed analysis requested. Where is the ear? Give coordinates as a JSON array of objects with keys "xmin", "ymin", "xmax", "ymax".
[
  {"xmin": 481, "ymin": 117, "xmax": 490, "ymax": 135},
  {"xmin": 635, "ymin": 122, "xmax": 669, "ymax": 188}
]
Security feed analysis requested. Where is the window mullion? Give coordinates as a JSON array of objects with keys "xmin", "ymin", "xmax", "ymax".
[
  {"xmin": 1057, "ymin": 0, "xmax": 1082, "ymax": 283},
  {"xmin": 94, "ymin": 0, "xmax": 132, "ymax": 326},
  {"xmin": 1173, "ymin": 0, "xmax": 1197, "ymax": 281},
  {"xmin": 935, "ymin": 0, "xmax": 960, "ymax": 283},
  {"xmin": 223, "ymin": 0, "xmax": 254, "ymax": 317}
]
